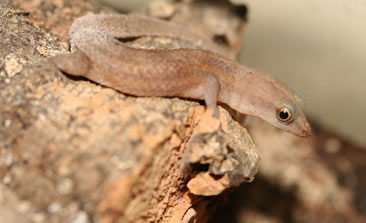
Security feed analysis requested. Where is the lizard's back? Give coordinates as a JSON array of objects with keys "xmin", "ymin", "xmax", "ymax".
[{"xmin": 69, "ymin": 14, "xmax": 233, "ymax": 97}]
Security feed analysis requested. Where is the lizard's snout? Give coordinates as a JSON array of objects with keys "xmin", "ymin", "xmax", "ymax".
[{"xmin": 300, "ymin": 122, "xmax": 312, "ymax": 137}]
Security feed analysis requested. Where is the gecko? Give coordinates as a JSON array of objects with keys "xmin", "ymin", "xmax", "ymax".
[{"xmin": 50, "ymin": 14, "xmax": 312, "ymax": 137}]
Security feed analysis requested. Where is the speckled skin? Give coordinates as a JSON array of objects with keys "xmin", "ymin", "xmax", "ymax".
[{"xmin": 50, "ymin": 14, "xmax": 311, "ymax": 137}]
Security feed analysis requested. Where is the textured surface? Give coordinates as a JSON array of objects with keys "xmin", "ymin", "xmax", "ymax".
[{"xmin": 0, "ymin": 1, "xmax": 256, "ymax": 223}]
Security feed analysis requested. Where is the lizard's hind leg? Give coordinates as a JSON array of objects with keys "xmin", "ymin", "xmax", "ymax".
[{"xmin": 50, "ymin": 49, "xmax": 89, "ymax": 76}]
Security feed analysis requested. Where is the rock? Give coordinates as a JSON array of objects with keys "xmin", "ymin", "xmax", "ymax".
[{"xmin": 0, "ymin": 1, "xmax": 255, "ymax": 222}]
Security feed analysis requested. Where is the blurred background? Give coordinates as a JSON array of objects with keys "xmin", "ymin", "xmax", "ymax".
[
  {"xmin": 240, "ymin": 0, "xmax": 366, "ymax": 146},
  {"xmin": 99, "ymin": 0, "xmax": 366, "ymax": 146}
]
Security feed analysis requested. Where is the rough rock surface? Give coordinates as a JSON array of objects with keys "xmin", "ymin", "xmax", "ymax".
[
  {"xmin": 0, "ymin": 0, "xmax": 257, "ymax": 223},
  {"xmin": 210, "ymin": 119, "xmax": 366, "ymax": 223}
]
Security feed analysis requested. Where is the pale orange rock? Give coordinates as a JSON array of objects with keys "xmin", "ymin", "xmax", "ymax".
[{"xmin": 187, "ymin": 172, "xmax": 230, "ymax": 196}]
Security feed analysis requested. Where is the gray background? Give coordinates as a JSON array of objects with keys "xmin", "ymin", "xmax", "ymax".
[{"xmin": 240, "ymin": 0, "xmax": 366, "ymax": 145}]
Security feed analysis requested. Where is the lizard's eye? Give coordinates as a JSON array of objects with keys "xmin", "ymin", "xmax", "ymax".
[{"xmin": 277, "ymin": 107, "xmax": 293, "ymax": 123}]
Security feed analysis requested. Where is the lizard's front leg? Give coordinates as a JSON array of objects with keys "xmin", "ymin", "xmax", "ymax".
[{"xmin": 203, "ymin": 75, "xmax": 220, "ymax": 118}]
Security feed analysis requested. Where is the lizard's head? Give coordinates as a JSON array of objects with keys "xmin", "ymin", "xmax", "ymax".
[
  {"xmin": 268, "ymin": 94, "xmax": 312, "ymax": 137},
  {"xmin": 233, "ymin": 68, "xmax": 311, "ymax": 137}
]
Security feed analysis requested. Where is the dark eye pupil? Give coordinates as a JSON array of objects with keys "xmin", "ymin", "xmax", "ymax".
[{"xmin": 279, "ymin": 111, "xmax": 289, "ymax": 120}]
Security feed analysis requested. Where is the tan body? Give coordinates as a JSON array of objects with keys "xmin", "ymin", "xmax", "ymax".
[{"xmin": 51, "ymin": 14, "xmax": 311, "ymax": 137}]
